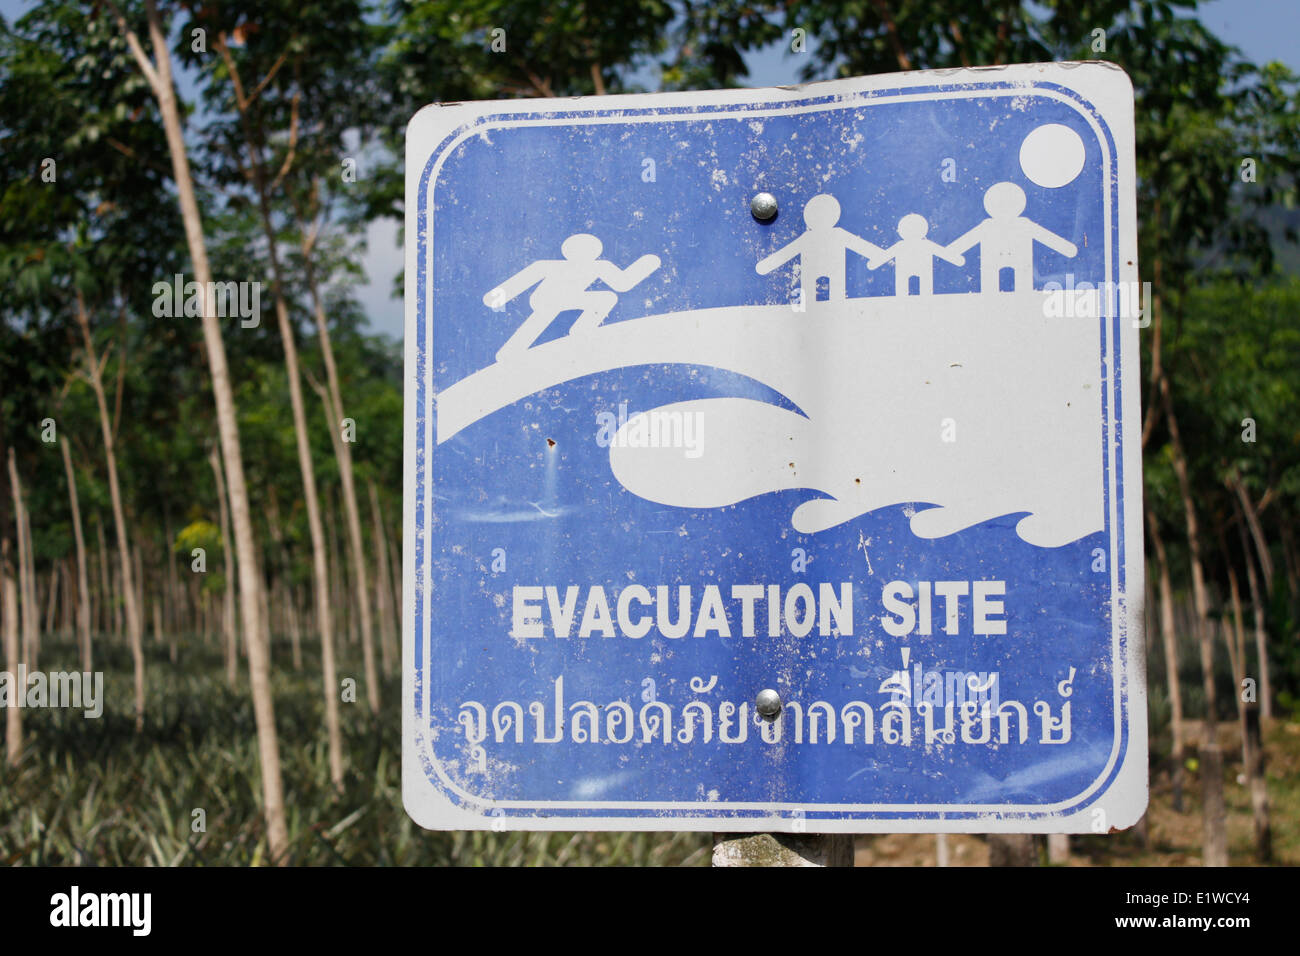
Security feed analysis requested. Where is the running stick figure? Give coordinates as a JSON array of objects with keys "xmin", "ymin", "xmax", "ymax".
[{"xmin": 485, "ymin": 234, "xmax": 661, "ymax": 362}]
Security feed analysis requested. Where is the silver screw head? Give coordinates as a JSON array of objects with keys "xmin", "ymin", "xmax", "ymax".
[
  {"xmin": 750, "ymin": 192, "xmax": 778, "ymax": 222},
  {"xmin": 755, "ymin": 688, "xmax": 782, "ymax": 718}
]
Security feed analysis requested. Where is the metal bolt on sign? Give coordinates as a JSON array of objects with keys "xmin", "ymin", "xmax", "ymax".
[{"xmin": 750, "ymin": 192, "xmax": 779, "ymax": 222}]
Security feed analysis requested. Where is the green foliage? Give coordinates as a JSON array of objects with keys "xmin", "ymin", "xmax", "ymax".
[{"xmin": 0, "ymin": 637, "xmax": 709, "ymax": 866}]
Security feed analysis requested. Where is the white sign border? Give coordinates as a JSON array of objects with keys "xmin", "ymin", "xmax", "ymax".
[{"xmin": 402, "ymin": 61, "xmax": 1147, "ymax": 833}]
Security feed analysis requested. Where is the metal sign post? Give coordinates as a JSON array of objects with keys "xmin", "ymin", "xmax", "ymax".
[{"xmin": 403, "ymin": 62, "xmax": 1146, "ymax": 843}]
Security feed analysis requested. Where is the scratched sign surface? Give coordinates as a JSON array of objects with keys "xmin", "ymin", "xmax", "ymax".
[{"xmin": 403, "ymin": 63, "xmax": 1147, "ymax": 832}]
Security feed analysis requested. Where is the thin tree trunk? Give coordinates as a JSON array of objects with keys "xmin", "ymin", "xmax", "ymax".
[
  {"xmin": 60, "ymin": 559, "xmax": 72, "ymax": 638},
  {"xmin": 1230, "ymin": 474, "xmax": 1274, "ymax": 591},
  {"xmin": 3, "ymin": 541, "xmax": 21, "ymax": 766},
  {"xmin": 112, "ymin": 553, "xmax": 123, "ymax": 643},
  {"xmin": 8, "ymin": 452, "xmax": 36, "ymax": 675},
  {"xmin": 264, "ymin": 491, "xmax": 302, "ymax": 671},
  {"xmin": 1232, "ymin": 515, "xmax": 1272, "ymax": 861},
  {"xmin": 11, "ymin": 464, "xmax": 34, "ymax": 672},
  {"xmin": 1046, "ymin": 833, "xmax": 1069, "ymax": 864},
  {"xmin": 162, "ymin": 513, "xmax": 175, "ymax": 632},
  {"xmin": 325, "ymin": 499, "xmax": 344, "ymax": 638},
  {"xmin": 388, "ymin": 530, "xmax": 400, "ymax": 627},
  {"xmin": 1223, "ymin": 553, "xmax": 1247, "ymax": 763},
  {"xmin": 300, "ymin": 251, "xmax": 380, "ymax": 711},
  {"xmin": 286, "ymin": 581, "xmax": 302, "ymax": 670},
  {"xmin": 211, "ymin": 37, "xmax": 346, "ymax": 790},
  {"xmin": 368, "ymin": 479, "xmax": 397, "ymax": 677},
  {"xmin": 43, "ymin": 566, "xmax": 60, "ymax": 639},
  {"xmin": 76, "ymin": 292, "xmax": 145, "ymax": 731},
  {"xmin": 1229, "ymin": 476, "xmax": 1273, "ymax": 719},
  {"xmin": 133, "ymin": 543, "xmax": 145, "ymax": 650},
  {"xmin": 94, "ymin": 517, "xmax": 107, "ymax": 636},
  {"xmin": 1281, "ymin": 522, "xmax": 1300, "ymax": 622},
  {"xmin": 209, "ymin": 447, "xmax": 238, "ymax": 687},
  {"xmin": 1146, "ymin": 509, "xmax": 1185, "ymax": 811},
  {"xmin": 61, "ymin": 441, "xmax": 93, "ymax": 673},
  {"xmin": 1244, "ymin": 704, "xmax": 1272, "ymax": 862},
  {"xmin": 112, "ymin": 0, "xmax": 289, "ymax": 862},
  {"xmin": 1, "ymin": 424, "xmax": 21, "ymax": 764},
  {"xmin": 22, "ymin": 497, "xmax": 39, "ymax": 669},
  {"xmin": 1157, "ymin": 372, "xmax": 1227, "ymax": 866}
]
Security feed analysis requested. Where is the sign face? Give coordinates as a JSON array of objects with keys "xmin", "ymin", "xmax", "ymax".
[{"xmin": 403, "ymin": 62, "xmax": 1146, "ymax": 833}]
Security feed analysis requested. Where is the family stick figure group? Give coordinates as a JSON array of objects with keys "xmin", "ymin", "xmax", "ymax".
[
  {"xmin": 758, "ymin": 182, "xmax": 1078, "ymax": 303},
  {"xmin": 484, "ymin": 181, "xmax": 1077, "ymax": 360}
]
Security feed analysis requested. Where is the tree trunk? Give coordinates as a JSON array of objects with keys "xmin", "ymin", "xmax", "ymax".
[
  {"xmin": 10, "ymin": 461, "xmax": 35, "ymax": 674},
  {"xmin": 1281, "ymin": 522, "xmax": 1300, "ymax": 624},
  {"xmin": 1, "ymin": 426, "xmax": 22, "ymax": 765},
  {"xmin": 3, "ymin": 541, "xmax": 21, "ymax": 766},
  {"xmin": 114, "ymin": 0, "xmax": 289, "ymax": 861},
  {"xmin": 1146, "ymin": 510, "xmax": 1185, "ymax": 810},
  {"xmin": 388, "ymin": 531, "xmax": 401, "ymax": 627},
  {"xmin": 8, "ymin": 452, "xmax": 36, "ymax": 676},
  {"xmin": 264, "ymin": 491, "xmax": 302, "ymax": 672},
  {"xmin": 286, "ymin": 582, "xmax": 303, "ymax": 671},
  {"xmin": 301, "ymin": 253, "xmax": 380, "ymax": 710},
  {"xmin": 325, "ymin": 498, "xmax": 345, "ymax": 640},
  {"xmin": 62, "ymin": 440, "xmax": 93, "ymax": 672},
  {"xmin": 1223, "ymin": 554, "xmax": 1247, "ymax": 763},
  {"xmin": 1244, "ymin": 705, "xmax": 1272, "ymax": 862},
  {"xmin": 1157, "ymin": 371, "xmax": 1226, "ymax": 866},
  {"xmin": 60, "ymin": 560, "xmax": 71, "ymax": 639},
  {"xmin": 1233, "ymin": 516, "xmax": 1272, "ymax": 861},
  {"xmin": 112, "ymin": 551, "xmax": 123, "ymax": 643},
  {"xmin": 1230, "ymin": 476, "xmax": 1273, "ymax": 720},
  {"xmin": 43, "ymin": 565, "xmax": 60, "ymax": 639},
  {"xmin": 209, "ymin": 446, "xmax": 238, "ymax": 687},
  {"xmin": 211, "ymin": 38, "xmax": 346, "ymax": 789},
  {"xmin": 76, "ymin": 293, "xmax": 146, "ymax": 731},
  {"xmin": 94, "ymin": 516, "xmax": 109, "ymax": 639},
  {"xmin": 1047, "ymin": 833, "xmax": 1070, "ymax": 864},
  {"xmin": 22, "ymin": 495, "xmax": 39, "ymax": 670},
  {"xmin": 133, "ymin": 543, "xmax": 145, "ymax": 652},
  {"xmin": 368, "ymin": 479, "xmax": 397, "ymax": 677}
]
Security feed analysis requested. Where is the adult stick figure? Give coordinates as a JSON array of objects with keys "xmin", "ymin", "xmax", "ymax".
[
  {"xmin": 868, "ymin": 213, "xmax": 965, "ymax": 296},
  {"xmin": 756, "ymin": 194, "xmax": 884, "ymax": 305},
  {"xmin": 484, "ymin": 234, "xmax": 661, "ymax": 362},
  {"xmin": 947, "ymin": 182, "xmax": 1078, "ymax": 292}
]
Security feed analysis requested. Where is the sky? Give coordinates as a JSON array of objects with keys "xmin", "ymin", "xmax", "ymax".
[{"xmin": 4, "ymin": 0, "xmax": 1297, "ymax": 340}]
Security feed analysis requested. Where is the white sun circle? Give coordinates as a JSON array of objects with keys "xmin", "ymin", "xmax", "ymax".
[{"xmin": 1019, "ymin": 124, "xmax": 1086, "ymax": 188}]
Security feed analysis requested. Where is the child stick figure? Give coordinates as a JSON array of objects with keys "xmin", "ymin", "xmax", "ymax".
[
  {"xmin": 484, "ymin": 234, "xmax": 661, "ymax": 363},
  {"xmin": 947, "ymin": 182, "xmax": 1078, "ymax": 292},
  {"xmin": 867, "ymin": 213, "xmax": 965, "ymax": 296},
  {"xmin": 756, "ymin": 194, "xmax": 883, "ymax": 305}
]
